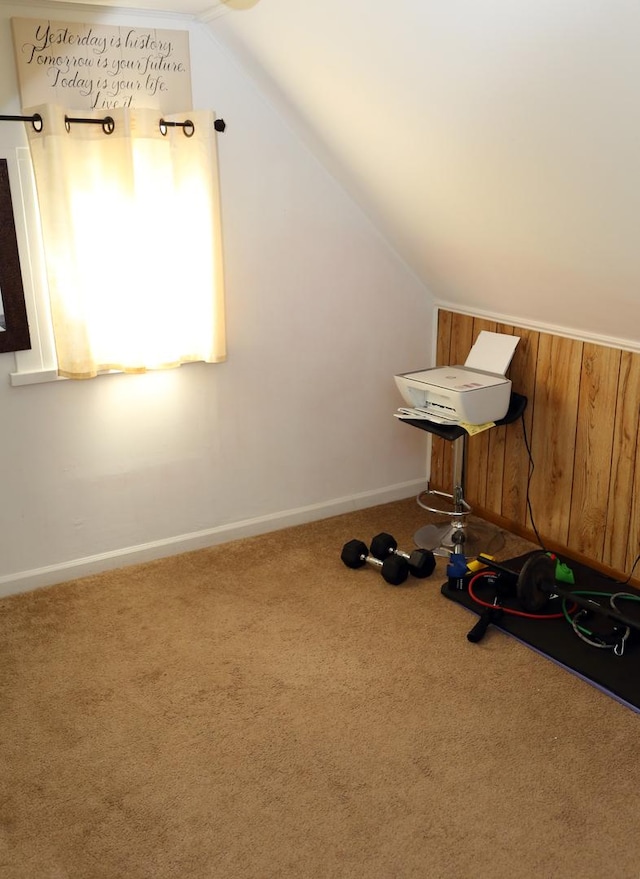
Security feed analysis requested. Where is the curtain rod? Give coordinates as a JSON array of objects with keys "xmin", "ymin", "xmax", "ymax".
[
  {"xmin": 0, "ymin": 112, "xmax": 43, "ymax": 131},
  {"xmin": 0, "ymin": 113, "xmax": 226, "ymax": 136}
]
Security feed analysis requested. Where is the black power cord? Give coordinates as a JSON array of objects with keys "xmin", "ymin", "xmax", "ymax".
[{"xmin": 520, "ymin": 411, "xmax": 546, "ymax": 551}]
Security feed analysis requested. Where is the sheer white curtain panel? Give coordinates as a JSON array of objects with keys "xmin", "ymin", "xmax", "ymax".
[{"xmin": 25, "ymin": 104, "xmax": 226, "ymax": 379}]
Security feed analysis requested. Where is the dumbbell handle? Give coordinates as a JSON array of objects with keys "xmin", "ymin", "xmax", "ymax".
[{"xmin": 354, "ymin": 550, "xmax": 389, "ymax": 574}]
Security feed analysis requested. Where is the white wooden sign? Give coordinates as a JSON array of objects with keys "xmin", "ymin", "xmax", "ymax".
[{"xmin": 11, "ymin": 17, "xmax": 192, "ymax": 112}]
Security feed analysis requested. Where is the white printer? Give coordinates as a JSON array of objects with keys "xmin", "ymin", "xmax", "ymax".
[{"xmin": 395, "ymin": 331, "xmax": 520, "ymax": 425}]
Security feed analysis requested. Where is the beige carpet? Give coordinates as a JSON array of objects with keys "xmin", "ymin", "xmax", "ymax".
[{"xmin": 1, "ymin": 498, "xmax": 639, "ymax": 879}]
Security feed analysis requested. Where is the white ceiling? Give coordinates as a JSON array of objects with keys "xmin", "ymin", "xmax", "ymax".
[
  {"xmin": 24, "ymin": 0, "xmax": 257, "ymax": 21},
  {"xmin": 205, "ymin": 0, "xmax": 640, "ymax": 345}
]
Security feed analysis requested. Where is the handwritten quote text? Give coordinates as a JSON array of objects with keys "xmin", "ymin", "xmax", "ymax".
[{"xmin": 11, "ymin": 18, "xmax": 192, "ymax": 112}]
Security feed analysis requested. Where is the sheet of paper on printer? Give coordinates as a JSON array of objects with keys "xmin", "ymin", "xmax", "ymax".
[{"xmin": 464, "ymin": 331, "xmax": 519, "ymax": 374}]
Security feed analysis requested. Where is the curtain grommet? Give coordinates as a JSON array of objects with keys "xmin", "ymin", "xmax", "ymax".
[{"xmin": 159, "ymin": 119, "xmax": 195, "ymax": 137}]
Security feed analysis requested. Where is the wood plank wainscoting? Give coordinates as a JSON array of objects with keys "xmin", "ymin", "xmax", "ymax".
[{"xmin": 428, "ymin": 309, "xmax": 640, "ymax": 583}]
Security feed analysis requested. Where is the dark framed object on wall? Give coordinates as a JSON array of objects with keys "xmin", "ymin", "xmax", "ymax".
[{"xmin": 0, "ymin": 158, "xmax": 31, "ymax": 354}]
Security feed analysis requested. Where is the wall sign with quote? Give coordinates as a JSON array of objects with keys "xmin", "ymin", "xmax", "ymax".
[{"xmin": 11, "ymin": 17, "xmax": 193, "ymax": 112}]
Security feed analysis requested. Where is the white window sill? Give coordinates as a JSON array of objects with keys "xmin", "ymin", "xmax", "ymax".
[{"xmin": 9, "ymin": 368, "xmax": 64, "ymax": 387}]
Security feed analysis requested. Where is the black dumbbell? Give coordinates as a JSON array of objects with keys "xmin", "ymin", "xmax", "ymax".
[
  {"xmin": 340, "ymin": 538, "xmax": 409, "ymax": 585},
  {"xmin": 369, "ymin": 532, "xmax": 436, "ymax": 579}
]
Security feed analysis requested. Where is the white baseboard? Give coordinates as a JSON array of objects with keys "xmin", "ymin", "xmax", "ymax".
[{"xmin": 0, "ymin": 479, "xmax": 425, "ymax": 598}]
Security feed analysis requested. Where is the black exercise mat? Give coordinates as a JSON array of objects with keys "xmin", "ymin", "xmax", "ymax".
[{"xmin": 441, "ymin": 552, "xmax": 640, "ymax": 713}]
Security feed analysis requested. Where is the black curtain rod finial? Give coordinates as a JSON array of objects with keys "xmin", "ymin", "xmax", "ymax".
[{"xmin": 159, "ymin": 117, "xmax": 226, "ymax": 136}]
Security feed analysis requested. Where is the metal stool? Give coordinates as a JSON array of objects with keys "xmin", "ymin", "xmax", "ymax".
[{"xmin": 401, "ymin": 392, "xmax": 527, "ymax": 558}]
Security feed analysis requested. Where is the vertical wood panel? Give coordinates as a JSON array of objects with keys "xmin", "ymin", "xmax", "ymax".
[
  {"xmin": 527, "ymin": 334, "xmax": 583, "ymax": 545},
  {"xmin": 626, "ymin": 409, "xmax": 640, "ymax": 575},
  {"xmin": 605, "ymin": 352, "xmax": 640, "ymax": 573},
  {"xmin": 501, "ymin": 326, "xmax": 539, "ymax": 524},
  {"xmin": 568, "ymin": 344, "xmax": 620, "ymax": 558},
  {"xmin": 465, "ymin": 317, "xmax": 497, "ymax": 508},
  {"xmin": 430, "ymin": 311, "xmax": 473, "ymax": 492},
  {"xmin": 605, "ymin": 352, "xmax": 640, "ymax": 576},
  {"xmin": 483, "ymin": 319, "xmax": 511, "ymax": 514},
  {"xmin": 430, "ymin": 310, "xmax": 453, "ymax": 490},
  {"xmin": 447, "ymin": 312, "xmax": 474, "ymax": 495},
  {"xmin": 449, "ymin": 312, "xmax": 474, "ymax": 364},
  {"xmin": 436, "ymin": 309, "xmax": 453, "ymax": 366}
]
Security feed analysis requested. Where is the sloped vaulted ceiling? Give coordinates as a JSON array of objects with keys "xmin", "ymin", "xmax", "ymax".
[
  {"xmin": 23, "ymin": 0, "xmax": 640, "ymax": 345},
  {"xmin": 208, "ymin": 0, "xmax": 640, "ymax": 347}
]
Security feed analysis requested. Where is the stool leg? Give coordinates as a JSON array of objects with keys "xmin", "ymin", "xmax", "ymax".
[
  {"xmin": 413, "ymin": 434, "xmax": 506, "ymax": 557},
  {"xmin": 414, "ymin": 436, "xmax": 470, "ymax": 555},
  {"xmin": 452, "ymin": 434, "xmax": 465, "ymax": 520}
]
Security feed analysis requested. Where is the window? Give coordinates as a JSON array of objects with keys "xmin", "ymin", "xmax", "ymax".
[{"xmin": 11, "ymin": 104, "xmax": 226, "ymax": 384}]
